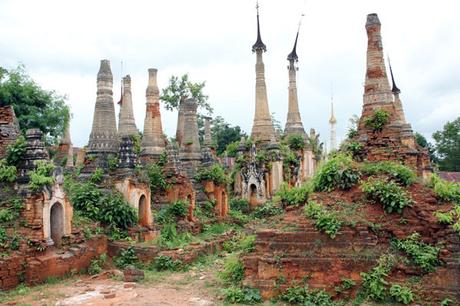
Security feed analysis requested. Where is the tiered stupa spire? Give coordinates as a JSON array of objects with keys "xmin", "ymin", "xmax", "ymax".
[
  {"xmin": 118, "ymin": 75, "xmax": 138, "ymax": 137},
  {"xmin": 329, "ymin": 97, "xmax": 337, "ymax": 151},
  {"xmin": 141, "ymin": 68, "xmax": 165, "ymax": 160},
  {"xmin": 284, "ymin": 20, "xmax": 306, "ymax": 137},
  {"xmin": 250, "ymin": 2, "xmax": 276, "ymax": 144},
  {"xmin": 87, "ymin": 59, "xmax": 118, "ymax": 154}
]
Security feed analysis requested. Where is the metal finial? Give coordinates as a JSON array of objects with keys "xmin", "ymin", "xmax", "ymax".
[{"xmin": 388, "ymin": 56, "xmax": 401, "ymax": 95}]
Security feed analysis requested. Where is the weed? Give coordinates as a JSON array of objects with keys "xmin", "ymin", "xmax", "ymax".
[
  {"xmin": 312, "ymin": 153, "xmax": 361, "ymax": 192},
  {"xmin": 305, "ymin": 201, "xmax": 342, "ymax": 238},
  {"xmin": 361, "ymin": 178, "xmax": 412, "ymax": 214},
  {"xmin": 88, "ymin": 253, "xmax": 107, "ymax": 275},
  {"xmin": 364, "ymin": 108, "xmax": 390, "ymax": 132},
  {"xmin": 251, "ymin": 201, "xmax": 283, "ymax": 219},
  {"xmin": 389, "ymin": 284, "xmax": 414, "ymax": 304},
  {"xmin": 219, "ymin": 254, "xmax": 244, "ymax": 286},
  {"xmin": 429, "ymin": 174, "xmax": 460, "ymax": 204},
  {"xmin": 151, "ymin": 255, "xmax": 182, "ymax": 271},
  {"xmin": 113, "ymin": 246, "xmax": 139, "ymax": 269},
  {"xmin": 222, "ymin": 286, "xmax": 262, "ymax": 304},
  {"xmin": 434, "ymin": 211, "xmax": 454, "ymax": 225},
  {"xmin": 0, "ymin": 159, "xmax": 17, "ymax": 182},
  {"xmin": 360, "ymin": 161, "xmax": 416, "ymax": 186},
  {"xmin": 276, "ymin": 182, "xmax": 311, "ymax": 208}
]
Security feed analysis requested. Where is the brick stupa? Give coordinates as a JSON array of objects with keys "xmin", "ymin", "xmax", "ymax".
[{"xmin": 356, "ymin": 13, "xmax": 431, "ymax": 178}]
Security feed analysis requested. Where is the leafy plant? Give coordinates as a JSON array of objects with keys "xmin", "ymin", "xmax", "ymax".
[
  {"xmin": 113, "ymin": 246, "xmax": 139, "ymax": 269},
  {"xmin": 107, "ymin": 154, "xmax": 118, "ymax": 171},
  {"xmin": 434, "ymin": 211, "xmax": 454, "ymax": 225},
  {"xmin": 364, "ymin": 109, "xmax": 390, "ymax": 132},
  {"xmin": 0, "ymin": 159, "xmax": 17, "ymax": 182},
  {"xmin": 392, "ymin": 232, "xmax": 440, "ymax": 272},
  {"xmin": 343, "ymin": 140, "xmax": 365, "ymax": 161},
  {"xmin": 88, "ymin": 253, "xmax": 107, "ymax": 275},
  {"xmin": 312, "ymin": 153, "xmax": 361, "ymax": 192},
  {"xmin": 305, "ymin": 201, "xmax": 342, "ymax": 238},
  {"xmin": 276, "ymin": 182, "xmax": 311, "ymax": 208},
  {"xmin": 222, "ymin": 233, "xmax": 255, "ymax": 254},
  {"xmin": 251, "ymin": 201, "xmax": 283, "ymax": 219},
  {"xmin": 429, "ymin": 174, "xmax": 460, "ymax": 204},
  {"xmin": 229, "ymin": 198, "xmax": 250, "ymax": 213},
  {"xmin": 28, "ymin": 160, "xmax": 55, "ymax": 191},
  {"xmin": 99, "ymin": 193, "xmax": 137, "ymax": 230},
  {"xmin": 5, "ymin": 136, "xmax": 26, "ymax": 167},
  {"xmin": 219, "ymin": 254, "xmax": 244, "ymax": 286},
  {"xmin": 278, "ymin": 286, "xmax": 339, "ymax": 305},
  {"xmin": 389, "ymin": 284, "xmax": 414, "ymax": 305},
  {"xmin": 152, "ymin": 255, "xmax": 182, "ymax": 271},
  {"xmin": 361, "ymin": 161, "xmax": 416, "ymax": 186},
  {"xmin": 194, "ymin": 163, "xmax": 228, "ymax": 185},
  {"xmin": 146, "ymin": 163, "xmax": 168, "ymax": 193},
  {"xmin": 286, "ymin": 134, "xmax": 305, "ymax": 151},
  {"xmin": 440, "ymin": 298, "xmax": 454, "ymax": 306},
  {"xmin": 222, "ymin": 286, "xmax": 262, "ymax": 304},
  {"xmin": 89, "ymin": 168, "xmax": 104, "ymax": 184},
  {"xmin": 361, "ymin": 178, "xmax": 412, "ymax": 214},
  {"xmin": 360, "ymin": 254, "xmax": 396, "ymax": 301}
]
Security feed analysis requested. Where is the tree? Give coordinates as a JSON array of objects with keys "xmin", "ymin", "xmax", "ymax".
[
  {"xmin": 414, "ymin": 132, "xmax": 438, "ymax": 164},
  {"xmin": 0, "ymin": 65, "xmax": 70, "ymax": 145},
  {"xmin": 160, "ymin": 74, "xmax": 212, "ymax": 114},
  {"xmin": 211, "ymin": 116, "xmax": 247, "ymax": 156},
  {"xmin": 432, "ymin": 117, "xmax": 460, "ymax": 171}
]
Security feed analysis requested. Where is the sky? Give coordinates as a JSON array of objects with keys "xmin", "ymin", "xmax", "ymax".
[{"xmin": 0, "ymin": 0, "xmax": 459, "ymax": 149}]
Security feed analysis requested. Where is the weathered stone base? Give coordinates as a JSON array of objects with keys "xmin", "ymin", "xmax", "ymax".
[{"xmin": 0, "ymin": 236, "xmax": 107, "ymax": 290}]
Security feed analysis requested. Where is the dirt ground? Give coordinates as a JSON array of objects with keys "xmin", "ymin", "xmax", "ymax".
[{"xmin": 1, "ymin": 259, "xmax": 225, "ymax": 306}]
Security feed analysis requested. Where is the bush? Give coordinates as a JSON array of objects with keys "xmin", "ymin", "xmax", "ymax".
[
  {"xmin": 360, "ymin": 254, "xmax": 396, "ymax": 301},
  {"xmin": 28, "ymin": 160, "xmax": 55, "ymax": 191},
  {"xmin": 364, "ymin": 109, "xmax": 390, "ymax": 132},
  {"xmin": 194, "ymin": 164, "xmax": 228, "ymax": 185},
  {"xmin": 219, "ymin": 254, "xmax": 244, "ymax": 286},
  {"xmin": 89, "ymin": 168, "xmax": 104, "ymax": 184},
  {"xmin": 107, "ymin": 154, "xmax": 118, "ymax": 171},
  {"xmin": 5, "ymin": 136, "xmax": 26, "ymax": 167},
  {"xmin": 361, "ymin": 178, "xmax": 412, "ymax": 214},
  {"xmin": 222, "ymin": 286, "xmax": 262, "ymax": 304},
  {"xmin": 156, "ymin": 200, "xmax": 189, "ymax": 224},
  {"xmin": 343, "ymin": 140, "xmax": 365, "ymax": 161},
  {"xmin": 0, "ymin": 159, "xmax": 17, "ymax": 182},
  {"xmin": 286, "ymin": 134, "xmax": 305, "ymax": 151},
  {"xmin": 146, "ymin": 163, "xmax": 168, "ymax": 193},
  {"xmin": 305, "ymin": 201, "xmax": 342, "ymax": 238},
  {"xmin": 429, "ymin": 174, "xmax": 460, "ymax": 204},
  {"xmin": 312, "ymin": 154, "xmax": 361, "ymax": 192},
  {"xmin": 276, "ymin": 182, "xmax": 311, "ymax": 208},
  {"xmin": 251, "ymin": 201, "xmax": 283, "ymax": 219},
  {"xmin": 223, "ymin": 233, "xmax": 255, "ymax": 254},
  {"xmin": 99, "ymin": 193, "xmax": 137, "ymax": 230},
  {"xmin": 229, "ymin": 198, "xmax": 250, "ymax": 213},
  {"xmin": 68, "ymin": 181, "xmax": 103, "ymax": 220},
  {"xmin": 392, "ymin": 232, "xmax": 440, "ymax": 272},
  {"xmin": 152, "ymin": 255, "xmax": 182, "ymax": 271},
  {"xmin": 434, "ymin": 211, "xmax": 454, "ymax": 225},
  {"xmin": 113, "ymin": 246, "xmax": 139, "ymax": 269},
  {"xmin": 361, "ymin": 161, "xmax": 416, "ymax": 186},
  {"xmin": 278, "ymin": 286, "xmax": 338, "ymax": 305},
  {"xmin": 156, "ymin": 223, "xmax": 192, "ymax": 249},
  {"xmin": 88, "ymin": 253, "xmax": 107, "ymax": 275},
  {"xmin": 389, "ymin": 284, "xmax": 414, "ymax": 305}
]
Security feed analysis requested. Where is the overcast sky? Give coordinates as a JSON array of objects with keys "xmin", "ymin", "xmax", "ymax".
[{"xmin": 0, "ymin": 0, "xmax": 459, "ymax": 148}]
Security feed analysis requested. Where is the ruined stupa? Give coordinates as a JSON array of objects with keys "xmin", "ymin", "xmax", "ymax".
[{"xmin": 118, "ymin": 75, "xmax": 138, "ymax": 137}]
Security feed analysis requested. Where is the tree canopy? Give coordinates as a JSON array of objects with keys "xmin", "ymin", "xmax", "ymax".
[
  {"xmin": 0, "ymin": 65, "xmax": 70, "ymax": 145},
  {"xmin": 210, "ymin": 116, "xmax": 247, "ymax": 156},
  {"xmin": 433, "ymin": 117, "xmax": 460, "ymax": 171},
  {"xmin": 414, "ymin": 132, "xmax": 438, "ymax": 164},
  {"xmin": 160, "ymin": 74, "xmax": 212, "ymax": 115}
]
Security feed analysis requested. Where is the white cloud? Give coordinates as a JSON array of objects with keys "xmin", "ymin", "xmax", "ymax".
[{"xmin": 0, "ymin": 0, "xmax": 458, "ymax": 148}]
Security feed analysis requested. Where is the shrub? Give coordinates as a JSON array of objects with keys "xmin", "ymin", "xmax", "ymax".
[
  {"xmin": 223, "ymin": 233, "xmax": 255, "ymax": 254},
  {"xmin": 278, "ymin": 286, "xmax": 338, "ymax": 305},
  {"xmin": 223, "ymin": 286, "xmax": 262, "ymax": 304},
  {"xmin": 219, "ymin": 254, "xmax": 244, "ymax": 286},
  {"xmin": 360, "ymin": 254, "xmax": 396, "ymax": 301},
  {"xmin": 276, "ymin": 182, "xmax": 311, "ymax": 208},
  {"xmin": 361, "ymin": 178, "xmax": 412, "ymax": 214},
  {"xmin": 0, "ymin": 159, "xmax": 17, "ymax": 182},
  {"xmin": 304, "ymin": 201, "xmax": 342, "ymax": 238},
  {"xmin": 194, "ymin": 164, "xmax": 228, "ymax": 185},
  {"xmin": 286, "ymin": 134, "xmax": 305, "ymax": 151},
  {"xmin": 361, "ymin": 161, "xmax": 416, "ymax": 186},
  {"xmin": 392, "ymin": 232, "xmax": 440, "ymax": 272},
  {"xmin": 113, "ymin": 246, "xmax": 139, "ymax": 269},
  {"xmin": 146, "ymin": 163, "xmax": 168, "ymax": 193},
  {"xmin": 364, "ymin": 109, "xmax": 390, "ymax": 132},
  {"xmin": 28, "ymin": 160, "xmax": 55, "ymax": 191},
  {"xmin": 156, "ymin": 223, "xmax": 192, "ymax": 249},
  {"xmin": 99, "ymin": 193, "xmax": 137, "ymax": 230},
  {"xmin": 229, "ymin": 198, "xmax": 250, "ymax": 213},
  {"xmin": 107, "ymin": 154, "xmax": 118, "ymax": 171},
  {"xmin": 343, "ymin": 141, "xmax": 365, "ymax": 161},
  {"xmin": 152, "ymin": 255, "xmax": 182, "ymax": 271},
  {"xmin": 68, "ymin": 182, "xmax": 103, "ymax": 220},
  {"xmin": 89, "ymin": 168, "xmax": 104, "ymax": 184},
  {"xmin": 5, "ymin": 136, "xmax": 26, "ymax": 167},
  {"xmin": 434, "ymin": 211, "xmax": 454, "ymax": 225},
  {"xmin": 251, "ymin": 201, "xmax": 283, "ymax": 219},
  {"xmin": 312, "ymin": 154, "xmax": 361, "ymax": 192},
  {"xmin": 429, "ymin": 174, "xmax": 460, "ymax": 204},
  {"xmin": 88, "ymin": 253, "xmax": 107, "ymax": 275},
  {"xmin": 389, "ymin": 284, "xmax": 414, "ymax": 305}
]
